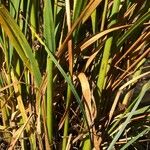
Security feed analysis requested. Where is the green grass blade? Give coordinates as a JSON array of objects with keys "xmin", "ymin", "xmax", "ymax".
[
  {"xmin": 72, "ymin": 0, "xmax": 87, "ymax": 42},
  {"xmin": 30, "ymin": 0, "xmax": 37, "ymax": 31},
  {"xmin": 73, "ymin": 0, "xmax": 87, "ymax": 22},
  {"xmin": 44, "ymin": 0, "xmax": 56, "ymax": 144},
  {"xmin": 0, "ymin": 5, "xmax": 42, "ymax": 86},
  {"xmin": 62, "ymin": 1, "xmax": 73, "ymax": 149},
  {"xmin": 62, "ymin": 85, "xmax": 72, "ymax": 150},
  {"xmin": 30, "ymin": 26, "xmax": 89, "ymax": 132},
  {"xmin": 107, "ymin": 81, "xmax": 150, "ymax": 150},
  {"xmin": 97, "ymin": 0, "xmax": 121, "ymax": 92},
  {"xmin": 44, "ymin": 0, "xmax": 55, "ymax": 53},
  {"xmin": 120, "ymin": 127, "xmax": 150, "ymax": 150},
  {"xmin": 9, "ymin": 0, "xmax": 20, "ymax": 65},
  {"xmin": 46, "ymin": 58, "xmax": 53, "ymax": 144},
  {"xmin": 109, "ymin": 104, "xmax": 150, "ymax": 136}
]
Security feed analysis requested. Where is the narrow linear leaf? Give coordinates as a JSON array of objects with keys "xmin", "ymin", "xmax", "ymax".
[
  {"xmin": 80, "ymin": 25, "xmax": 130, "ymax": 51},
  {"xmin": 8, "ymin": 114, "xmax": 33, "ymax": 150},
  {"xmin": 44, "ymin": 0, "xmax": 55, "ymax": 52},
  {"xmin": 108, "ymin": 81, "xmax": 150, "ymax": 150},
  {"xmin": 117, "ymin": 11, "xmax": 150, "ymax": 47},
  {"xmin": 120, "ymin": 128, "xmax": 150, "ymax": 150},
  {"xmin": 56, "ymin": 0, "xmax": 97, "ymax": 57},
  {"xmin": 82, "ymin": 0, "xmax": 102, "ymax": 24},
  {"xmin": 97, "ymin": 0, "xmax": 121, "ymax": 93},
  {"xmin": 29, "ymin": 26, "xmax": 90, "ymax": 131},
  {"xmin": 78, "ymin": 73, "xmax": 92, "ymax": 124},
  {"xmin": 84, "ymin": 50, "xmax": 100, "ymax": 71},
  {"xmin": 43, "ymin": 0, "xmax": 56, "ymax": 144},
  {"xmin": 0, "ymin": 5, "xmax": 41, "ymax": 86},
  {"xmin": 73, "ymin": 0, "xmax": 85, "ymax": 22}
]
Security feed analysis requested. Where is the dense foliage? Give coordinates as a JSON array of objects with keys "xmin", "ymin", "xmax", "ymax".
[{"xmin": 0, "ymin": 0, "xmax": 150, "ymax": 149}]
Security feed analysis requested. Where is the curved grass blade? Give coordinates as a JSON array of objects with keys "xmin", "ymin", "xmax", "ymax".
[
  {"xmin": 80, "ymin": 25, "xmax": 130, "ymax": 51},
  {"xmin": 56, "ymin": 0, "xmax": 98, "ymax": 58},
  {"xmin": 109, "ymin": 104, "xmax": 150, "ymax": 136},
  {"xmin": 120, "ymin": 127, "xmax": 150, "ymax": 150},
  {"xmin": 0, "ymin": 5, "xmax": 42, "ymax": 86},
  {"xmin": 107, "ymin": 80, "xmax": 150, "ymax": 150},
  {"xmin": 29, "ymin": 25, "xmax": 90, "ymax": 133},
  {"xmin": 117, "ymin": 11, "xmax": 150, "ymax": 47}
]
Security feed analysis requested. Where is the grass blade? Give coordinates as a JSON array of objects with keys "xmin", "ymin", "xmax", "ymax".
[
  {"xmin": 108, "ymin": 81, "xmax": 150, "ymax": 150},
  {"xmin": 0, "ymin": 5, "xmax": 42, "ymax": 86},
  {"xmin": 44, "ymin": 0, "xmax": 56, "ymax": 145},
  {"xmin": 117, "ymin": 11, "xmax": 150, "ymax": 47},
  {"xmin": 30, "ymin": 26, "xmax": 90, "ymax": 133},
  {"xmin": 120, "ymin": 128, "xmax": 150, "ymax": 150}
]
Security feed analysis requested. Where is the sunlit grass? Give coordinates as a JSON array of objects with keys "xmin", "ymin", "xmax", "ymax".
[{"xmin": 0, "ymin": 1, "xmax": 150, "ymax": 149}]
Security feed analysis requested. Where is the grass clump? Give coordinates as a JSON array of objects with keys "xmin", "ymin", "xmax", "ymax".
[{"xmin": 0, "ymin": 0, "xmax": 150, "ymax": 149}]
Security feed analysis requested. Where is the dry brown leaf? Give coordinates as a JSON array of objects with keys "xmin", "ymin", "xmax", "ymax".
[
  {"xmin": 56, "ymin": 0, "xmax": 98, "ymax": 58},
  {"xmin": 66, "ymin": 0, "xmax": 73, "ymax": 75},
  {"xmin": 78, "ymin": 73, "xmax": 92, "ymax": 125},
  {"xmin": 82, "ymin": 0, "xmax": 102, "ymax": 23},
  {"xmin": 11, "ymin": 71, "xmax": 30, "ymax": 132},
  {"xmin": 93, "ymin": 126, "xmax": 101, "ymax": 150},
  {"xmin": 8, "ymin": 114, "xmax": 33, "ymax": 150},
  {"xmin": 84, "ymin": 50, "xmax": 100, "ymax": 71},
  {"xmin": 115, "ymin": 32, "xmax": 147, "ymax": 66},
  {"xmin": 109, "ymin": 71, "xmax": 150, "ymax": 123},
  {"xmin": 0, "ymin": 82, "xmax": 20, "ymax": 93},
  {"xmin": 80, "ymin": 25, "xmax": 131, "ymax": 51},
  {"xmin": 112, "ymin": 47, "xmax": 150, "ymax": 90},
  {"xmin": 58, "ymin": 108, "xmax": 69, "ymax": 130}
]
